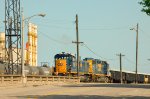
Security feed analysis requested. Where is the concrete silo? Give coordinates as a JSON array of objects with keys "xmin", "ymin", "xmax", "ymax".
[
  {"xmin": 26, "ymin": 23, "xmax": 38, "ymax": 66},
  {"xmin": 0, "ymin": 32, "xmax": 5, "ymax": 62}
]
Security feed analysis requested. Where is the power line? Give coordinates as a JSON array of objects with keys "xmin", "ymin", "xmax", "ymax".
[
  {"xmin": 35, "ymin": 18, "xmax": 129, "ymax": 31},
  {"xmin": 82, "ymin": 43, "xmax": 116, "ymax": 61},
  {"xmin": 124, "ymin": 57, "xmax": 136, "ymax": 65},
  {"xmin": 39, "ymin": 18, "xmax": 73, "ymax": 23},
  {"xmin": 80, "ymin": 26, "xmax": 129, "ymax": 31},
  {"xmin": 37, "ymin": 23, "xmax": 74, "ymax": 30},
  {"xmin": 82, "ymin": 43, "xmax": 103, "ymax": 58},
  {"xmin": 124, "ymin": 56, "xmax": 150, "ymax": 66},
  {"xmin": 139, "ymin": 28, "xmax": 150, "ymax": 40},
  {"xmin": 36, "ymin": 22, "xmax": 131, "ymax": 31},
  {"xmin": 38, "ymin": 30, "xmax": 72, "ymax": 45}
]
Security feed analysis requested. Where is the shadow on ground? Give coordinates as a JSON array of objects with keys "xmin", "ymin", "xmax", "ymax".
[
  {"xmin": 15, "ymin": 95, "xmax": 150, "ymax": 99},
  {"xmin": 62, "ymin": 83, "xmax": 150, "ymax": 89}
]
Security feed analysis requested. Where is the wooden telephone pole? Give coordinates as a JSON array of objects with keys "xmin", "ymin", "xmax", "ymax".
[
  {"xmin": 72, "ymin": 14, "xmax": 83, "ymax": 77},
  {"xmin": 117, "ymin": 53, "xmax": 125, "ymax": 84}
]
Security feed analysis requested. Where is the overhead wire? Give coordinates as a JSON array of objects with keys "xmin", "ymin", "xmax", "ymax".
[
  {"xmin": 81, "ymin": 43, "xmax": 104, "ymax": 59},
  {"xmin": 139, "ymin": 28, "xmax": 150, "ymax": 40},
  {"xmin": 37, "ymin": 24, "xmax": 74, "ymax": 30},
  {"xmin": 37, "ymin": 22, "xmax": 148, "ymax": 64},
  {"xmin": 79, "ymin": 26, "xmax": 129, "ymax": 31},
  {"xmin": 39, "ymin": 18, "xmax": 73, "ymax": 23},
  {"xmin": 124, "ymin": 57, "xmax": 136, "ymax": 65},
  {"xmin": 38, "ymin": 30, "xmax": 72, "ymax": 45},
  {"xmin": 124, "ymin": 56, "xmax": 150, "ymax": 66},
  {"xmin": 36, "ymin": 21, "xmax": 130, "ymax": 31},
  {"xmin": 81, "ymin": 43, "xmax": 117, "ymax": 61}
]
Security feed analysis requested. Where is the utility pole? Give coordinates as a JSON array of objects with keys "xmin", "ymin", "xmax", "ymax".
[
  {"xmin": 72, "ymin": 14, "xmax": 83, "ymax": 77},
  {"xmin": 117, "ymin": 53, "xmax": 125, "ymax": 84},
  {"xmin": 130, "ymin": 23, "xmax": 139, "ymax": 84},
  {"xmin": 135, "ymin": 23, "xmax": 138, "ymax": 84}
]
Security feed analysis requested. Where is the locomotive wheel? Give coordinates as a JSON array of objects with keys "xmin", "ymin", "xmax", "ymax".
[{"xmin": 104, "ymin": 77, "xmax": 109, "ymax": 83}]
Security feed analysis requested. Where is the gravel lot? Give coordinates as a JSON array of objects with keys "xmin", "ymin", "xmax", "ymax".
[{"xmin": 0, "ymin": 83, "xmax": 150, "ymax": 99}]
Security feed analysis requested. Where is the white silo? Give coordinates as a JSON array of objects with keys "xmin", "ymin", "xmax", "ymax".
[
  {"xmin": 28, "ymin": 23, "xmax": 33, "ymax": 66},
  {"xmin": 0, "ymin": 32, "xmax": 5, "ymax": 62}
]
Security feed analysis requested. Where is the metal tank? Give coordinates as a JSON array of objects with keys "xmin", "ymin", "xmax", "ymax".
[
  {"xmin": 0, "ymin": 63, "xmax": 5, "ymax": 74},
  {"xmin": 28, "ymin": 66, "xmax": 39, "ymax": 75},
  {"xmin": 20, "ymin": 65, "xmax": 39, "ymax": 75},
  {"xmin": 10, "ymin": 65, "xmax": 28, "ymax": 75},
  {"xmin": 0, "ymin": 63, "xmax": 45, "ymax": 75},
  {"xmin": 38, "ymin": 66, "xmax": 51, "ymax": 75},
  {"xmin": 24, "ymin": 66, "xmax": 31, "ymax": 75}
]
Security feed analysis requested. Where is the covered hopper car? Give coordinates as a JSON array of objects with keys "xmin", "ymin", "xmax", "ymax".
[{"xmin": 110, "ymin": 70, "xmax": 150, "ymax": 83}]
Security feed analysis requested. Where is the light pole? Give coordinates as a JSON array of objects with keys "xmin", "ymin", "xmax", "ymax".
[
  {"xmin": 130, "ymin": 23, "xmax": 139, "ymax": 84},
  {"xmin": 21, "ymin": 9, "xmax": 46, "ymax": 84}
]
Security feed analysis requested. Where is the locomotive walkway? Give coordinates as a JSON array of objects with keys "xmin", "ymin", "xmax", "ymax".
[{"xmin": 0, "ymin": 83, "xmax": 150, "ymax": 99}]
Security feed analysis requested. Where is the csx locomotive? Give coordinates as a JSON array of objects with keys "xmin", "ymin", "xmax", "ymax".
[
  {"xmin": 54, "ymin": 52, "xmax": 150, "ymax": 83},
  {"xmin": 54, "ymin": 52, "xmax": 110, "ymax": 82}
]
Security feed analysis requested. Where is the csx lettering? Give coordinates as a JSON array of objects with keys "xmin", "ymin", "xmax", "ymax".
[{"xmin": 57, "ymin": 63, "xmax": 63, "ymax": 66}]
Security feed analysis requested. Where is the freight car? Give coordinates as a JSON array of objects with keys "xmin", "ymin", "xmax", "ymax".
[
  {"xmin": 0, "ymin": 62, "xmax": 51, "ymax": 75},
  {"xmin": 54, "ymin": 52, "xmax": 110, "ymax": 82},
  {"xmin": 110, "ymin": 70, "xmax": 150, "ymax": 83}
]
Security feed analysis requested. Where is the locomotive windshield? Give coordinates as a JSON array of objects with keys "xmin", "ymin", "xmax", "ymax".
[{"xmin": 54, "ymin": 53, "xmax": 75, "ymax": 60}]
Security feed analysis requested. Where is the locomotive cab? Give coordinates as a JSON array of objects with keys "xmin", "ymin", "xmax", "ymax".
[{"xmin": 54, "ymin": 52, "xmax": 76, "ymax": 76}]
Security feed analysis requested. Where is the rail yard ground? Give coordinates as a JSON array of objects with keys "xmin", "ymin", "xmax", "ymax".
[{"xmin": 0, "ymin": 83, "xmax": 150, "ymax": 99}]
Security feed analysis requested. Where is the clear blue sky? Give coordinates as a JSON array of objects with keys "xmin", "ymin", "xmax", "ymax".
[{"xmin": 0, "ymin": 0, "xmax": 150, "ymax": 73}]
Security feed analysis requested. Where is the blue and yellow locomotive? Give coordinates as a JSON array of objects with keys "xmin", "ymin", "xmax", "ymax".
[
  {"xmin": 83, "ymin": 58, "xmax": 110, "ymax": 82},
  {"xmin": 54, "ymin": 52, "xmax": 110, "ymax": 82},
  {"xmin": 54, "ymin": 52, "xmax": 77, "ymax": 76},
  {"xmin": 54, "ymin": 52, "xmax": 90, "ymax": 76}
]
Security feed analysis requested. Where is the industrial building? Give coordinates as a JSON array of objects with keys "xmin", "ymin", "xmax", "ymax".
[
  {"xmin": 0, "ymin": 32, "xmax": 23, "ymax": 64},
  {"xmin": 0, "ymin": 32, "xmax": 5, "ymax": 62},
  {"xmin": 0, "ymin": 23, "xmax": 38, "ymax": 67},
  {"xmin": 25, "ymin": 23, "xmax": 38, "ymax": 66}
]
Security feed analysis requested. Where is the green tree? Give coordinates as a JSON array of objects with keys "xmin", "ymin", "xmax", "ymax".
[{"xmin": 139, "ymin": 0, "xmax": 150, "ymax": 15}]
